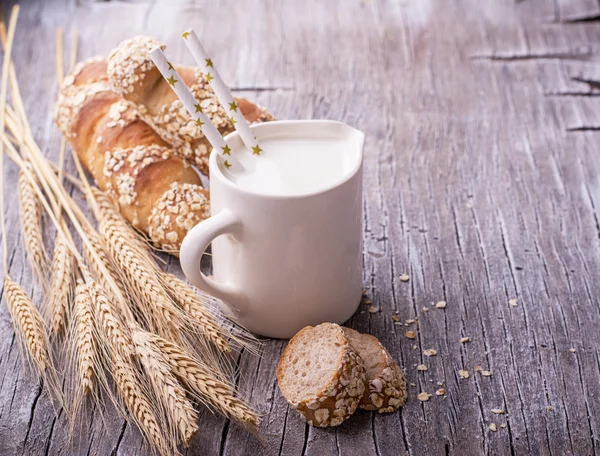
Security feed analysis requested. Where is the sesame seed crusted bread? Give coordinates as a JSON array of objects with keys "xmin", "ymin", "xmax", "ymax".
[
  {"xmin": 54, "ymin": 56, "xmax": 208, "ymax": 253},
  {"xmin": 277, "ymin": 323, "xmax": 367, "ymax": 427},
  {"xmin": 342, "ymin": 327, "xmax": 407, "ymax": 413},
  {"xmin": 107, "ymin": 36, "xmax": 273, "ymax": 174}
]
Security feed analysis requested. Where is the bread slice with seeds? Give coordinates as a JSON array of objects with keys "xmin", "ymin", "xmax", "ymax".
[
  {"xmin": 343, "ymin": 327, "xmax": 407, "ymax": 413},
  {"xmin": 277, "ymin": 323, "xmax": 367, "ymax": 427}
]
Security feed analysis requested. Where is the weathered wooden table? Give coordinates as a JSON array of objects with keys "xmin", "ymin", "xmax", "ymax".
[{"xmin": 2, "ymin": 0, "xmax": 600, "ymax": 454}]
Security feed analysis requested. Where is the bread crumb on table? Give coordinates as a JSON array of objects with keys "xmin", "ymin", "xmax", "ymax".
[
  {"xmin": 491, "ymin": 409, "xmax": 505, "ymax": 415},
  {"xmin": 459, "ymin": 369, "xmax": 470, "ymax": 379},
  {"xmin": 509, "ymin": 298, "xmax": 518, "ymax": 307},
  {"xmin": 424, "ymin": 349, "xmax": 437, "ymax": 357},
  {"xmin": 417, "ymin": 392, "xmax": 431, "ymax": 402},
  {"xmin": 435, "ymin": 301, "xmax": 447, "ymax": 309},
  {"xmin": 460, "ymin": 337, "xmax": 471, "ymax": 343},
  {"xmin": 405, "ymin": 331, "xmax": 417, "ymax": 339},
  {"xmin": 489, "ymin": 423, "xmax": 497, "ymax": 432},
  {"xmin": 399, "ymin": 274, "xmax": 410, "ymax": 282},
  {"xmin": 416, "ymin": 364, "xmax": 428, "ymax": 371},
  {"xmin": 436, "ymin": 388, "xmax": 445, "ymax": 396}
]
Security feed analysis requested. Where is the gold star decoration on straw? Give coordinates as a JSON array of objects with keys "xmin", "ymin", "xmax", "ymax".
[
  {"xmin": 194, "ymin": 103, "xmax": 203, "ymax": 113},
  {"xmin": 221, "ymin": 145, "xmax": 231, "ymax": 155},
  {"xmin": 195, "ymin": 118, "xmax": 204, "ymax": 128},
  {"xmin": 181, "ymin": 31, "xmax": 191, "ymax": 39},
  {"xmin": 167, "ymin": 61, "xmax": 174, "ymax": 71},
  {"xmin": 205, "ymin": 72, "xmax": 214, "ymax": 83},
  {"xmin": 251, "ymin": 145, "xmax": 262, "ymax": 156},
  {"xmin": 224, "ymin": 160, "xmax": 232, "ymax": 168},
  {"xmin": 228, "ymin": 101, "xmax": 238, "ymax": 112},
  {"xmin": 229, "ymin": 116, "xmax": 237, "ymax": 125},
  {"xmin": 205, "ymin": 58, "xmax": 213, "ymax": 68},
  {"xmin": 167, "ymin": 75, "xmax": 178, "ymax": 86}
]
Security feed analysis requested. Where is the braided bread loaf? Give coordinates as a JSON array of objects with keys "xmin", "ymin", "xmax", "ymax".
[
  {"xmin": 107, "ymin": 36, "xmax": 273, "ymax": 174},
  {"xmin": 55, "ymin": 57, "xmax": 209, "ymax": 253}
]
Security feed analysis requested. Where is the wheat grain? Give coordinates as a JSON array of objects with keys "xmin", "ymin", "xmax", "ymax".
[
  {"xmin": 73, "ymin": 280, "xmax": 96, "ymax": 395},
  {"xmin": 112, "ymin": 353, "xmax": 173, "ymax": 456},
  {"xmin": 18, "ymin": 169, "xmax": 49, "ymax": 286},
  {"xmin": 162, "ymin": 273, "xmax": 230, "ymax": 353},
  {"xmin": 146, "ymin": 332, "xmax": 259, "ymax": 429},
  {"xmin": 133, "ymin": 329, "xmax": 198, "ymax": 446},
  {"xmin": 4, "ymin": 277, "xmax": 49, "ymax": 371},
  {"xmin": 46, "ymin": 232, "xmax": 74, "ymax": 334}
]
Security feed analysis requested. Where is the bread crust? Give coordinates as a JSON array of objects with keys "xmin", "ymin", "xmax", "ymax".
[
  {"xmin": 343, "ymin": 328, "xmax": 407, "ymax": 413},
  {"xmin": 277, "ymin": 324, "xmax": 367, "ymax": 427}
]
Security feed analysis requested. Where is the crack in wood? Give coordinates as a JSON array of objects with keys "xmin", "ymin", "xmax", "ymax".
[
  {"xmin": 567, "ymin": 126, "xmax": 600, "ymax": 132},
  {"xmin": 471, "ymin": 48, "xmax": 591, "ymax": 62},
  {"xmin": 571, "ymin": 77, "xmax": 600, "ymax": 91}
]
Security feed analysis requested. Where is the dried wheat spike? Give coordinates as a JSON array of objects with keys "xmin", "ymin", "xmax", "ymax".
[
  {"xmin": 148, "ymin": 332, "xmax": 259, "ymax": 429},
  {"xmin": 83, "ymin": 231, "xmax": 127, "ymax": 299},
  {"xmin": 84, "ymin": 273, "xmax": 133, "ymax": 357},
  {"xmin": 91, "ymin": 188, "xmax": 143, "ymax": 245},
  {"xmin": 133, "ymin": 329, "xmax": 199, "ymax": 446},
  {"xmin": 18, "ymin": 170, "xmax": 49, "ymax": 286},
  {"xmin": 4, "ymin": 277, "xmax": 49, "ymax": 372},
  {"xmin": 100, "ymin": 218, "xmax": 175, "ymax": 324},
  {"xmin": 74, "ymin": 280, "xmax": 96, "ymax": 395},
  {"xmin": 47, "ymin": 232, "xmax": 75, "ymax": 334},
  {"xmin": 162, "ymin": 273, "xmax": 230, "ymax": 353},
  {"xmin": 113, "ymin": 353, "xmax": 174, "ymax": 456}
]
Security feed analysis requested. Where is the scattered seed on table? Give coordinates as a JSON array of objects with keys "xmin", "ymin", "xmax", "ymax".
[
  {"xmin": 436, "ymin": 388, "xmax": 445, "ymax": 396},
  {"xmin": 489, "ymin": 423, "xmax": 497, "ymax": 432},
  {"xmin": 509, "ymin": 298, "xmax": 518, "ymax": 307},
  {"xmin": 392, "ymin": 315, "xmax": 401, "ymax": 322},
  {"xmin": 481, "ymin": 370, "xmax": 492, "ymax": 377},
  {"xmin": 435, "ymin": 301, "xmax": 447, "ymax": 309},
  {"xmin": 423, "ymin": 307, "xmax": 429, "ymax": 312},
  {"xmin": 417, "ymin": 364, "xmax": 428, "ymax": 371},
  {"xmin": 459, "ymin": 369, "xmax": 470, "ymax": 379},
  {"xmin": 491, "ymin": 409, "xmax": 505, "ymax": 415},
  {"xmin": 413, "ymin": 345, "xmax": 418, "ymax": 350},
  {"xmin": 405, "ymin": 319, "xmax": 416, "ymax": 325},
  {"xmin": 405, "ymin": 330, "xmax": 417, "ymax": 339},
  {"xmin": 500, "ymin": 424, "xmax": 506, "ymax": 428},
  {"xmin": 400, "ymin": 274, "xmax": 410, "ymax": 282},
  {"xmin": 417, "ymin": 392, "xmax": 431, "ymax": 402},
  {"xmin": 424, "ymin": 349, "xmax": 437, "ymax": 356},
  {"xmin": 460, "ymin": 337, "xmax": 471, "ymax": 343},
  {"xmin": 437, "ymin": 381, "xmax": 443, "ymax": 386},
  {"xmin": 569, "ymin": 348, "xmax": 576, "ymax": 353},
  {"xmin": 410, "ymin": 382, "xmax": 416, "ymax": 387},
  {"xmin": 368, "ymin": 306, "xmax": 379, "ymax": 313},
  {"xmin": 475, "ymin": 365, "xmax": 482, "ymax": 372}
]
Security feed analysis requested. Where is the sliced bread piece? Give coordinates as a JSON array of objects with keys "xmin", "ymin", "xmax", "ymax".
[
  {"xmin": 277, "ymin": 323, "xmax": 367, "ymax": 427},
  {"xmin": 343, "ymin": 327, "xmax": 407, "ymax": 413}
]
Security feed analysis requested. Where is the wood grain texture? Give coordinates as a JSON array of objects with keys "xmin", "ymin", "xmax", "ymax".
[{"xmin": 1, "ymin": 0, "xmax": 600, "ymax": 455}]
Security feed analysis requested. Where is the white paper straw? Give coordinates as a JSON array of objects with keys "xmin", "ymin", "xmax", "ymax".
[
  {"xmin": 182, "ymin": 29, "xmax": 263, "ymax": 156},
  {"xmin": 149, "ymin": 47, "xmax": 241, "ymax": 170}
]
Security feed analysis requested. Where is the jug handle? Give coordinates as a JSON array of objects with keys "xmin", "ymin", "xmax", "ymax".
[{"xmin": 179, "ymin": 209, "xmax": 242, "ymax": 313}]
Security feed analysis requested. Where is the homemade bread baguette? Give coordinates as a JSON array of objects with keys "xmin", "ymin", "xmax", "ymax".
[
  {"xmin": 277, "ymin": 323, "xmax": 367, "ymax": 427},
  {"xmin": 54, "ymin": 57, "xmax": 209, "ymax": 253},
  {"xmin": 107, "ymin": 36, "xmax": 273, "ymax": 174},
  {"xmin": 343, "ymin": 327, "xmax": 407, "ymax": 413}
]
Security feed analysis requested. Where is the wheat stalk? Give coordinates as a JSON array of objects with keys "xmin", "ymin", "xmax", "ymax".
[
  {"xmin": 4, "ymin": 277, "xmax": 49, "ymax": 372},
  {"xmin": 145, "ymin": 332, "xmax": 259, "ymax": 429},
  {"xmin": 133, "ymin": 329, "xmax": 199, "ymax": 446},
  {"xmin": 73, "ymin": 279, "xmax": 96, "ymax": 395},
  {"xmin": 46, "ymin": 231, "xmax": 75, "ymax": 334},
  {"xmin": 112, "ymin": 353, "xmax": 174, "ymax": 456},
  {"xmin": 162, "ymin": 273, "xmax": 231, "ymax": 353},
  {"xmin": 18, "ymin": 168, "xmax": 49, "ymax": 286}
]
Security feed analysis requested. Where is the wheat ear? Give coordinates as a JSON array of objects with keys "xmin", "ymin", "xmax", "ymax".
[
  {"xmin": 4, "ymin": 277, "xmax": 49, "ymax": 371},
  {"xmin": 162, "ymin": 273, "xmax": 231, "ymax": 353},
  {"xmin": 146, "ymin": 332, "xmax": 259, "ymax": 429},
  {"xmin": 133, "ymin": 329, "xmax": 199, "ymax": 446},
  {"xmin": 100, "ymin": 217, "xmax": 178, "ymax": 326},
  {"xmin": 46, "ymin": 231, "xmax": 75, "ymax": 334},
  {"xmin": 18, "ymin": 169, "xmax": 49, "ymax": 286},
  {"xmin": 81, "ymin": 268, "xmax": 133, "ymax": 358},
  {"xmin": 73, "ymin": 279, "xmax": 96, "ymax": 395},
  {"xmin": 112, "ymin": 353, "xmax": 174, "ymax": 456}
]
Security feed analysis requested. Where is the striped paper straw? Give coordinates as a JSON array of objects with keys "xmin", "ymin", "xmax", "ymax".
[
  {"xmin": 149, "ymin": 47, "xmax": 240, "ymax": 170},
  {"xmin": 182, "ymin": 29, "xmax": 263, "ymax": 156}
]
